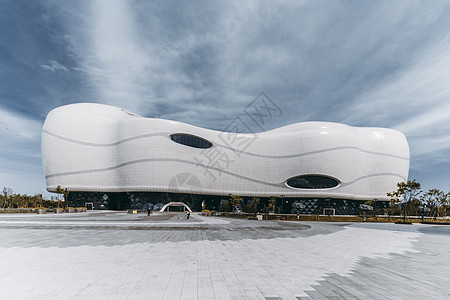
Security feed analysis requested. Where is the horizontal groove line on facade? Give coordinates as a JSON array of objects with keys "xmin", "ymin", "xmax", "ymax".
[
  {"xmin": 42, "ymin": 129, "xmax": 409, "ymax": 161},
  {"xmin": 45, "ymin": 158, "xmax": 406, "ymax": 188},
  {"xmin": 46, "ymin": 186, "xmax": 392, "ymax": 201}
]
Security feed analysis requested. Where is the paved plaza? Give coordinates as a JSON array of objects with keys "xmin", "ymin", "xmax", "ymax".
[{"xmin": 0, "ymin": 211, "xmax": 449, "ymax": 299}]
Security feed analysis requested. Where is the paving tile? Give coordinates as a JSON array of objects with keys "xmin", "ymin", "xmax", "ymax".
[{"xmin": 0, "ymin": 212, "xmax": 449, "ymax": 299}]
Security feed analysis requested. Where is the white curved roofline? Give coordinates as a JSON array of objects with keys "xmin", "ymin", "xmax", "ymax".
[{"xmin": 42, "ymin": 103, "xmax": 410, "ymax": 200}]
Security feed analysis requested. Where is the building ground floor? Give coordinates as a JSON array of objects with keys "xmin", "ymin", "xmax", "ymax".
[{"xmin": 67, "ymin": 192, "xmax": 388, "ymax": 216}]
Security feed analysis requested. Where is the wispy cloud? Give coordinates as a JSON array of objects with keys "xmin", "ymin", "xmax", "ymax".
[
  {"xmin": 41, "ymin": 60, "xmax": 68, "ymax": 72},
  {"xmin": 2, "ymin": 0, "xmax": 450, "ymax": 194},
  {"xmin": 341, "ymin": 31, "xmax": 450, "ymax": 165},
  {"xmin": 0, "ymin": 107, "xmax": 44, "ymax": 195},
  {"xmin": 0, "ymin": 107, "xmax": 42, "ymax": 141}
]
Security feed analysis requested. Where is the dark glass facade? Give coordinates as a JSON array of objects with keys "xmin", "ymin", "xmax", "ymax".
[
  {"xmin": 286, "ymin": 175, "xmax": 339, "ymax": 189},
  {"xmin": 67, "ymin": 192, "xmax": 387, "ymax": 215},
  {"xmin": 170, "ymin": 134, "xmax": 212, "ymax": 149}
]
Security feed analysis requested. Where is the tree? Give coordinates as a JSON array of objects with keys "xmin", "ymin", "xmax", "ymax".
[
  {"xmin": 229, "ymin": 195, "xmax": 242, "ymax": 212},
  {"xmin": 387, "ymin": 180, "xmax": 422, "ymax": 223},
  {"xmin": 249, "ymin": 197, "xmax": 260, "ymax": 213},
  {"xmin": 444, "ymin": 192, "xmax": 450, "ymax": 217},
  {"xmin": 420, "ymin": 189, "xmax": 449, "ymax": 219},
  {"xmin": 2, "ymin": 187, "xmax": 14, "ymax": 209},
  {"xmin": 385, "ymin": 203, "xmax": 402, "ymax": 220},
  {"xmin": 220, "ymin": 201, "xmax": 229, "ymax": 212},
  {"xmin": 436, "ymin": 191, "xmax": 449, "ymax": 218},
  {"xmin": 421, "ymin": 189, "xmax": 439, "ymax": 219},
  {"xmin": 55, "ymin": 185, "xmax": 69, "ymax": 208},
  {"xmin": 268, "ymin": 196, "xmax": 277, "ymax": 213}
]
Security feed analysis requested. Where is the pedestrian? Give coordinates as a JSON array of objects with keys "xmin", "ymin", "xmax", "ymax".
[
  {"xmin": 187, "ymin": 212, "xmax": 190, "ymax": 219},
  {"xmin": 147, "ymin": 207, "xmax": 151, "ymax": 216}
]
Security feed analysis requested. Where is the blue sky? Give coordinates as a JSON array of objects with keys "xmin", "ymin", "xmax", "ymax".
[{"xmin": 2, "ymin": 0, "xmax": 450, "ymax": 197}]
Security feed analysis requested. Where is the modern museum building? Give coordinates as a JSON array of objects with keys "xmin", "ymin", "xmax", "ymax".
[{"xmin": 41, "ymin": 103, "xmax": 410, "ymax": 214}]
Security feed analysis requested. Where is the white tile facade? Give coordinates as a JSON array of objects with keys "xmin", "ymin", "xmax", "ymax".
[{"xmin": 42, "ymin": 103, "xmax": 409, "ymax": 200}]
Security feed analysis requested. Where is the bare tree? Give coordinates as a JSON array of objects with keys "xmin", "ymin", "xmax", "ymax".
[
  {"xmin": 2, "ymin": 187, "xmax": 14, "ymax": 209},
  {"xmin": 421, "ymin": 189, "xmax": 439, "ymax": 219},
  {"xmin": 421, "ymin": 189, "xmax": 449, "ymax": 219}
]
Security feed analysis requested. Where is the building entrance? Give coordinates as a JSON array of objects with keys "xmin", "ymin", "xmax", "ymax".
[{"xmin": 159, "ymin": 202, "xmax": 193, "ymax": 212}]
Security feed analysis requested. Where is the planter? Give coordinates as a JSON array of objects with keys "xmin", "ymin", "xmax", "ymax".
[
  {"xmin": 395, "ymin": 221, "xmax": 412, "ymax": 225},
  {"xmin": 54, "ymin": 208, "xmax": 63, "ymax": 214},
  {"xmin": 421, "ymin": 221, "xmax": 450, "ymax": 225},
  {"xmin": 36, "ymin": 208, "xmax": 46, "ymax": 214},
  {"xmin": 257, "ymin": 214, "xmax": 263, "ymax": 221},
  {"xmin": 65, "ymin": 208, "xmax": 75, "ymax": 213}
]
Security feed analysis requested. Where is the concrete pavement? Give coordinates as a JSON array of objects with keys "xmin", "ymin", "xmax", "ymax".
[{"xmin": 0, "ymin": 211, "xmax": 448, "ymax": 299}]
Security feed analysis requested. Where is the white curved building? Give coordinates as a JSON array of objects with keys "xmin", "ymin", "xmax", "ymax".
[{"xmin": 42, "ymin": 103, "xmax": 409, "ymax": 212}]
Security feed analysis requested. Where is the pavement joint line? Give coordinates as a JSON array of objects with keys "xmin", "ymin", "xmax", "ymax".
[{"xmin": 0, "ymin": 212, "xmax": 448, "ymax": 299}]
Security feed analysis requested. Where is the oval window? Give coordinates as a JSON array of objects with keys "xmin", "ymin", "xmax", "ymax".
[
  {"xmin": 286, "ymin": 175, "xmax": 339, "ymax": 189},
  {"xmin": 170, "ymin": 134, "xmax": 213, "ymax": 149}
]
